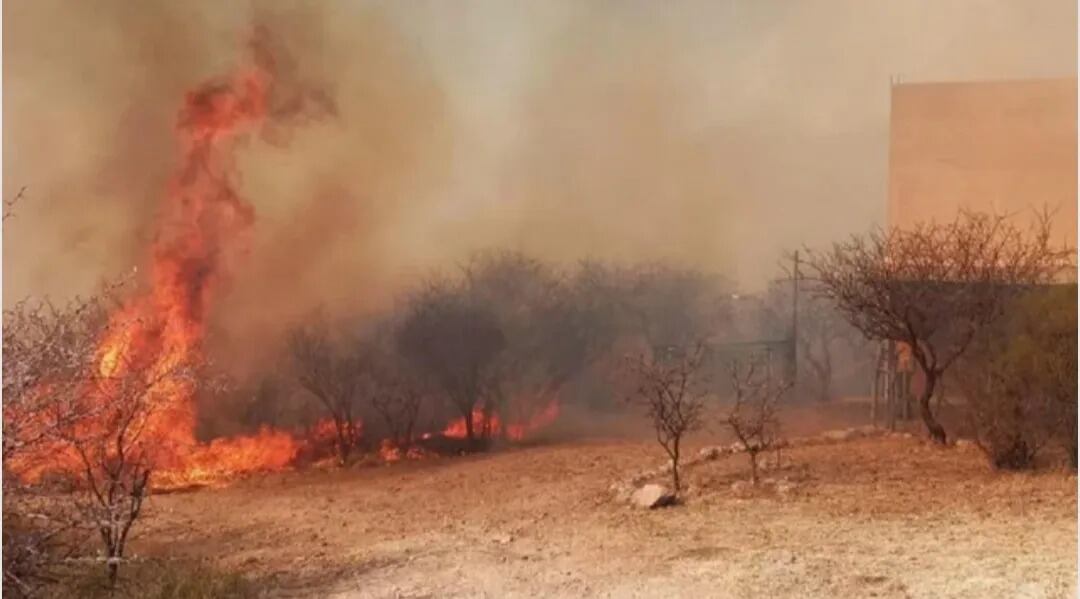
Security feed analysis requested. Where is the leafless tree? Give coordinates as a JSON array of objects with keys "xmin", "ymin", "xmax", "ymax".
[
  {"xmin": 726, "ymin": 355, "xmax": 789, "ymax": 485},
  {"xmin": 627, "ymin": 342, "xmax": 709, "ymax": 493},
  {"xmin": 462, "ymin": 250, "xmax": 614, "ymax": 436},
  {"xmin": 796, "ymin": 299, "xmax": 841, "ymax": 402},
  {"xmin": 2, "ymin": 499, "xmax": 82, "ymax": 598},
  {"xmin": 397, "ymin": 278, "xmax": 505, "ymax": 441},
  {"xmin": 624, "ymin": 263, "xmax": 729, "ymax": 349},
  {"xmin": 371, "ymin": 386, "xmax": 421, "ymax": 453},
  {"xmin": 365, "ymin": 347, "xmax": 424, "ymax": 453},
  {"xmin": 759, "ymin": 277, "xmax": 866, "ymax": 402},
  {"xmin": 459, "ymin": 251, "xmax": 554, "ymax": 436},
  {"xmin": 3, "ymin": 185, "xmax": 27, "ymax": 221},
  {"xmin": 3, "ymin": 298, "xmax": 110, "ymax": 467},
  {"xmin": 46, "ymin": 311, "xmax": 197, "ymax": 589},
  {"xmin": 288, "ymin": 318, "xmax": 365, "ymax": 465},
  {"xmin": 805, "ymin": 210, "xmax": 1072, "ymax": 444},
  {"xmin": 2, "ymin": 291, "xmax": 116, "ymax": 595}
]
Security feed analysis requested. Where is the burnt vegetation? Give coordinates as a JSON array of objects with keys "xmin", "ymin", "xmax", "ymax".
[
  {"xmin": 4, "ymin": 208, "xmax": 1077, "ymax": 594},
  {"xmin": 288, "ymin": 318, "xmax": 367, "ymax": 465},
  {"xmin": 61, "ymin": 313, "xmax": 199, "ymax": 588}
]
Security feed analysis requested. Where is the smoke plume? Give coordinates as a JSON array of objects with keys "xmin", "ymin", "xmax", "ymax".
[{"xmin": 4, "ymin": 0, "xmax": 1075, "ymax": 378}]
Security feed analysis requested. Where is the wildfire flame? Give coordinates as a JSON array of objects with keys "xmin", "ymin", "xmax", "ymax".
[
  {"xmin": 442, "ymin": 399, "xmax": 561, "ymax": 442},
  {"xmin": 10, "ymin": 30, "xmax": 562, "ymax": 491},
  {"xmin": 9, "ymin": 31, "xmax": 297, "ymax": 490}
]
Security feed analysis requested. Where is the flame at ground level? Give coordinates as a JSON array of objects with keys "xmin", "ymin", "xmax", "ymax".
[
  {"xmin": 443, "ymin": 399, "xmax": 561, "ymax": 441},
  {"xmin": 155, "ymin": 428, "xmax": 301, "ymax": 489},
  {"xmin": 9, "ymin": 398, "xmax": 562, "ymax": 490}
]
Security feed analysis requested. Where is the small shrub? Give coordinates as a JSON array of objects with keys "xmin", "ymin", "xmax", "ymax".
[
  {"xmin": 626, "ymin": 342, "xmax": 708, "ymax": 493},
  {"xmin": 60, "ymin": 558, "xmax": 257, "ymax": 599},
  {"xmin": 726, "ymin": 355, "xmax": 789, "ymax": 485},
  {"xmin": 955, "ymin": 285, "xmax": 1077, "ymax": 470}
]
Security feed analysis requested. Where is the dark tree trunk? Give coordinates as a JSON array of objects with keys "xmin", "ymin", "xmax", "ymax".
[
  {"xmin": 918, "ymin": 370, "xmax": 947, "ymax": 445},
  {"xmin": 670, "ymin": 440, "xmax": 681, "ymax": 492},
  {"xmin": 336, "ymin": 436, "xmax": 350, "ymax": 466},
  {"xmin": 811, "ymin": 339, "xmax": 833, "ymax": 402},
  {"xmin": 334, "ymin": 418, "xmax": 351, "ymax": 466},
  {"xmin": 815, "ymin": 364, "xmax": 831, "ymax": 402},
  {"xmin": 464, "ymin": 409, "xmax": 474, "ymax": 440}
]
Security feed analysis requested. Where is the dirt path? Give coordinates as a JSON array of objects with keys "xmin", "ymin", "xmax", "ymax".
[{"xmin": 135, "ymin": 431, "xmax": 1077, "ymax": 598}]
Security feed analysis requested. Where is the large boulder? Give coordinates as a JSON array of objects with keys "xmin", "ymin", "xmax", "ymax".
[{"xmin": 631, "ymin": 484, "xmax": 676, "ymax": 509}]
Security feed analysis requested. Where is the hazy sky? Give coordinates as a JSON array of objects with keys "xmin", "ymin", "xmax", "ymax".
[{"xmin": 4, "ymin": 0, "xmax": 1076, "ymax": 321}]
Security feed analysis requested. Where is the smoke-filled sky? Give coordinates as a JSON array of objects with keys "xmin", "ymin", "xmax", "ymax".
[{"xmin": 4, "ymin": 0, "xmax": 1076, "ymax": 321}]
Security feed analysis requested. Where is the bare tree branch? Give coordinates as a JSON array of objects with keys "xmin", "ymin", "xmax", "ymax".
[
  {"xmin": 626, "ymin": 342, "xmax": 709, "ymax": 493},
  {"xmin": 804, "ymin": 209, "xmax": 1074, "ymax": 444}
]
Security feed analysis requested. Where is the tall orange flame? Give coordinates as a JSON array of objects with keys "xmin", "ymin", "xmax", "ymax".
[
  {"xmin": 11, "ymin": 31, "xmax": 562, "ymax": 490},
  {"xmin": 10, "ymin": 32, "xmax": 301, "ymax": 489}
]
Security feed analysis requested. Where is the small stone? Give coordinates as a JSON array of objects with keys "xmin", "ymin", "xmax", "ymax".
[
  {"xmin": 820, "ymin": 429, "xmax": 855, "ymax": 442},
  {"xmin": 698, "ymin": 446, "xmax": 726, "ymax": 460},
  {"xmin": 730, "ymin": 480, "xmax": 751, "ymax": 493},
  {"xmin": 954, "ymin": 438, "xmax": 977, "ymax": 450},
  {"xmin": 855, "ymin": 425, "xmax": 882, "ymax": 437},
  {"xmin": 774, "ymin": 479, "xmax": 797, "ymax": 496}
]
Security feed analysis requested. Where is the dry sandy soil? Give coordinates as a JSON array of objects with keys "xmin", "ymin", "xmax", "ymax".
[{"xmin": 135, "ymin": 405, "xmax": 1077, "ymax": 599}]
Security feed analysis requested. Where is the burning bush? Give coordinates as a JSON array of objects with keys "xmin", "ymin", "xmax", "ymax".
[
  {"xmin": 288, "ymin": 318, "xmax": 367, "ymax": 466},
  {"xmin": 355, "ymin": 336, "xmax": 427, "ymax": 455},
  {"xmin": 397, "ymin": 277, "xmax": 506, "ymax": 442},
  {"xmin": 3, "ymin": 25, "xmax": 338, "ymax": 592},
  {"xmin": 2, "ymin": 286, "xmax": 116, "ymax": 594},
  {"xmin": 61, "ymin": 313, "xmax": 199, "ymax": 587}
]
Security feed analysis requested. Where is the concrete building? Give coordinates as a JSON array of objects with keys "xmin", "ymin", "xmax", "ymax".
[
  {"xmin": 875, "ymin": 78, "xmax": 1077, "ymax": 426},
  {"xmin": 888, "ymin": 78, "xmax": 1077, "ymax": 247}
]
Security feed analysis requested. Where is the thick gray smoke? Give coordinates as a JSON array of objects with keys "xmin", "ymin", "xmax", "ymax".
[{"xmin": 4, "ymin": 0, "xmax": 1076, "ymax": 375}]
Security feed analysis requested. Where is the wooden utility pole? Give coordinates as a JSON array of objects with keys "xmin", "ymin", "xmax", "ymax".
[{"xmin": 791, "ymin": 250, "xmax": 800, "ymax": 384}]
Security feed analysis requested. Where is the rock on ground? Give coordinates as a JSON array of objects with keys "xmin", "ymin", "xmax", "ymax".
[
  {"xmin": 631, "ymin": 484, "xmax": 676, "ymax": 509},
  {"xmin": 698, "ymin": 446, "xmax": 727, "ymax": 460},
  {"xmin": 820, "ymin": 428, "xmax": 863, "ymax": 443},
  {"xmin": 955, "ymin": 438, "xmax": 978, "ymax": 450}
]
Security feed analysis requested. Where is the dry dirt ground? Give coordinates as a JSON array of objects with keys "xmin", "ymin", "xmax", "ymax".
[{"xmin": 135, "ymin": 405, "xmax": 1077, "ymax": 599}]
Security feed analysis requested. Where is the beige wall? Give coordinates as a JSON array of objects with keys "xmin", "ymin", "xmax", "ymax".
[{"xmin": 888, "ymin": 78, "xmax": 1077, "ymax": 247}]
